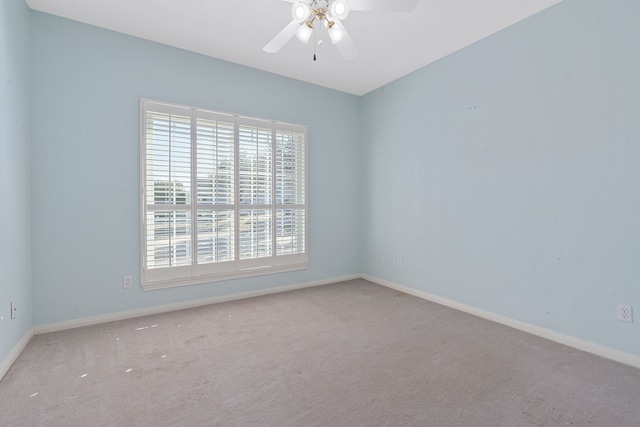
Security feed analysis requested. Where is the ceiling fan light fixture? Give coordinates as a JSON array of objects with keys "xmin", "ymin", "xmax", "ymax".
[
  {"xmin": 295, "ymin": 21, "xmax": 314, "ymax": 43},
  {"xmin": 291, "ymin": 2, "xmax": 312, "ymax": 23},
  {"xmin": 329, "ymin": 0, "xmax": 350, "ymax": 20},
  {"xmin": 267, "ymin": 0, "xmax": 416, "ymax": 60}
]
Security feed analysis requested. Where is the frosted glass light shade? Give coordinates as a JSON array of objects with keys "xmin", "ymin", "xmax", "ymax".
[
  {"xmin": 328, "ymin": 24, "xmax": 344, "ymax": 44},
  {"xmin": 291, "ymin": 2, "xmax": 312, "ymax": 23},
  {"xmin": 296, "ymin": 23, "xmax": 313, "ymax": 43},
  {"xmin": 329, "ymin": 0, "xmax": 349, "ymax": 20}
]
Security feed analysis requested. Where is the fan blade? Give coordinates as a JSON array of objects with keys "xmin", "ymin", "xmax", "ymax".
[
  {"xmin": 347, "ymin": 0, "xmax": 417, "ymax": 12},
  {"xmin": 263, "ymin": 20, "xmax": 300, "ymax": 53},
  {"xmin": 333, "ymin": 20, "xmax": 359, "ymax": 60}
]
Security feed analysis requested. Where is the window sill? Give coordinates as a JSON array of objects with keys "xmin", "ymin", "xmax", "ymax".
[{"xmin": 141, "ymin": 260, "xmax": 308, "ymax": 291}]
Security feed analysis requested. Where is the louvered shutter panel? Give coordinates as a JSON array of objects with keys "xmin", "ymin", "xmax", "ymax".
[
  {"xmin": 196, "ymin": 117, "xmax": 235, "ymax": 264},
  {"xmin": 238, "ymin": 123, "xmax": 273, "ymax": 260},
  {"xmin": 144, "ymin": 109, "xmax": 192, "ymax": 270},
  {"xmin": 275, "ymin": 130, "xmax": 306, "ymax": 256}
]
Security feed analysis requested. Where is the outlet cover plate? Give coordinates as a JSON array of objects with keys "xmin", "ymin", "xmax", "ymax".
[{"xmin": 617, "ymin": 304, "xmax": 633, "ymax": 323}]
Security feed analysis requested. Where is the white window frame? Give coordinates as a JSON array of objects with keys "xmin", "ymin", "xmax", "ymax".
[{"xmin": 140, "ymin": 99, "xmax": 308, "ymax": 290}]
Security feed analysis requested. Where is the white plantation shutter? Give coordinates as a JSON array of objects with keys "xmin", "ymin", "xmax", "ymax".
[
  {"xmin": 144, "ymin": 110, "xmax": 192, "ymax": 270},
  {"xmin": 238, "ymin": 122, "xmax": 273, "ymax": 260},
  {"xmin": 195, "ymin": 115, "xmax": 235, "ymax": 266},
  {"xmin": 275, "ymin": 130, "xmax": 305, "ymax": 256},
  {"xmin": 141, "ymin": 100, "xmax": 307, "ymax": 290}
]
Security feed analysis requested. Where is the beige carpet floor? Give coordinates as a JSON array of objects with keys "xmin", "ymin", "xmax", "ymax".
[{"xmin": 1, "ymin": 279, "xmax": 640, "ymax": 426}]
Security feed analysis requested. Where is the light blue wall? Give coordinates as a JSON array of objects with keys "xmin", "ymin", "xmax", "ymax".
[
  {"xmin": 31, "ymin": 12, "xmax": 360, "ymax": 325},
  {"xmin": 360, "ymin": 0, "xmax": 640, "ymax": 355},
  {"xmin": 0, "ymin": 0, "xmax": 32, "ymax": 362}
]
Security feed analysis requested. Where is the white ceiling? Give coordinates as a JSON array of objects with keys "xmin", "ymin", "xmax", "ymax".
[{"xmin": 25, "ymin": 0, "xmax": 562, "ymax": 96}]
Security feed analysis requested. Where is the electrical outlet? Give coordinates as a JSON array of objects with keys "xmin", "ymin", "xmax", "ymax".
[
  {"xmin": 375, "ymin": 253, "xmax": 380, "ymax": 264},
  {"xmin": 617, "ymin": 304, "xmax": 633, "ymax": 323},
  {"xmin": 396, "ymin": 258, "xmax": 402, "ymax": 268},
  {"xmin": 11, "ymin": 302, "xmax": 16, "ymax": 320},
  {"xmin": 123, "ymin": 276, "xmax": 133, "ymax": 289}
]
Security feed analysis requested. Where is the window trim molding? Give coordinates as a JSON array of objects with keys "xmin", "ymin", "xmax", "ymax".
[{"xmin": 140, "ymin": 99, "xmax": 308, "ymax": 291}]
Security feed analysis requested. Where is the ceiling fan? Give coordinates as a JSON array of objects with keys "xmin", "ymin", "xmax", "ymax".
[{"xmin": 263, "ymin": 0, "xmax": 417, "ymax": 60}]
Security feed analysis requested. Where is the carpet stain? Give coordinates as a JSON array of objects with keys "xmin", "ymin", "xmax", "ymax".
[{"xmin": 184, "ymin": 334, "xmax": 208, "ymax": 345}]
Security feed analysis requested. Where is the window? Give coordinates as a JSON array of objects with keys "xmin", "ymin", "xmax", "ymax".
[{"xmin": 141, "ymin": 100, "xmax": 307, "ymax": 290}]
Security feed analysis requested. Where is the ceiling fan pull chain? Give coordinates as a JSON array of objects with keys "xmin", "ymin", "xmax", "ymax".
[{"xmin": 313, "ymin": 25, "xmax": 317, "ymax": 61}]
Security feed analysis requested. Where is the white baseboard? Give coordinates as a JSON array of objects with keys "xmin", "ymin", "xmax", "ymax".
[
  {"xmin": 34, "ymin": 274, "xmax": 360, "ymax": 335},
  {"xmin": 362, "ymin": 274, "xmax": 640, "ymax": 370},
  {"xmin": 0, "ymin": 329, "xmax": 33, "ymax": 382}
]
